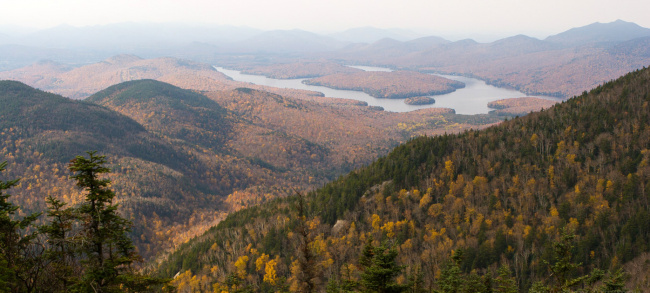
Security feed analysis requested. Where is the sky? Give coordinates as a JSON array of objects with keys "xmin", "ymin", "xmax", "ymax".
[{"xmin": 1, "ymin": 0, "xmax": 649, "ymax": 40}]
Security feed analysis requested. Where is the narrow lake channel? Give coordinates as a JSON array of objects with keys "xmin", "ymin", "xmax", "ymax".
[{"xmin": 215, "ymin": 66, "xmax": 561, "ymax": 115}]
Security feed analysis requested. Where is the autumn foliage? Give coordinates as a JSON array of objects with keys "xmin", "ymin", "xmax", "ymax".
[{"xmin": 304, "ymin": 71, "xmax": 465, "ymax": 99}]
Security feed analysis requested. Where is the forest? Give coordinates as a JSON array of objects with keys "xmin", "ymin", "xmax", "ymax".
[
  {"xmin": 404, "ymin": 97, "xmax": 435, "ymax": 106},
  {"xmin": 154, "ymin": 67, "xmax": 650, "ymax": 292},
  {"xmin": 304, "ymin": 71, "xmax": 465, "ymax": 99},
  {"xmin": 0, "ymin": 77, "xmax": 504, "ymax": 267},
  {"xmin": 0, "ymin": 152, "xmax": 168, "ymax": 292}
]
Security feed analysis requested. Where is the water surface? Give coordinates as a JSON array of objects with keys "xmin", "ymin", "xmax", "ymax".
[{"xmin": 216, "ymin": 66, "xmax": 561, "ymax": 114}]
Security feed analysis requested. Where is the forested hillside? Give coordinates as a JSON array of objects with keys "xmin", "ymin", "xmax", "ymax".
[
  {"xmin": 0, "ymin": 78, "xmax": 497, "ymax": 263},
  {"xmin": 155, "ymin": 67, "xmax": 650, "ymax": 292}
]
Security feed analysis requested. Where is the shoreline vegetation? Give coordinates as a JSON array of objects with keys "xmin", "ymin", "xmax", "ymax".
[
  {"xmin": 487, "ymin": 97, "xmax": 558, "ymax": 116},
  {"xmin": 404, "ymin": 96, "xmax": 435, "ymax": 105}
]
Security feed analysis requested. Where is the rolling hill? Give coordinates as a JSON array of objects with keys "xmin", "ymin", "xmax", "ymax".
[
  {"xmin": 153, "ymin": 66, "xmax": 650, "ymax": 291},
  {"xmin": 1, "ymin": 76, "xmax": 501, "ymax": 262},
  {"xmin": 0, "ymin": 55, "xmax": 233, "ymax": 99}
]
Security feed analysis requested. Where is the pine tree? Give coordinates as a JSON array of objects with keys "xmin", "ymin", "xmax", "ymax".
[
  {"xmin": 436, "ymin": 249, "xmax": 463, "ymax": 293},
  {"xmin": 292, "ymin": 190, "xmax": 321, "ymax": 292},
  {"xmin": 359, "ymin": 241, "xmax": 407, "ymax": 293},
  {"xmin": 601, "ymin": 268, "xmax": 627, "ymax": 292},
  {"xmin": 68, "ymin": 152, "xmax": 164, "ymax": 292},
  {"xmin": 494, "ymin": 265, "xmax": 517, "ymax": 293},
  {"xmin": 39, "ymin": 196, "xmax": 79, "ymax": 291},
  {"xmin": 0, "ymin": 161, "xmax": 43, "ymax": 292}
]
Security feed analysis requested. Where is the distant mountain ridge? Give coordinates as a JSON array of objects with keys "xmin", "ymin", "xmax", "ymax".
[
  {"xmin": 545, "ymin": 19, "xmax": 650, "ymax": 46},
  {"xmin": 328, "ymin": 27, "xmax": 425, "ymax": 43},
  {"xmin": 0, "ymin": 55, "xmax": 232, "ymax": 99}
]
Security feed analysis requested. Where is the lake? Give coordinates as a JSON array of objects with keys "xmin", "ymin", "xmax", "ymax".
[{"xmin": 215, "ymin": 66, "xmax": 561, "ymax": 115}]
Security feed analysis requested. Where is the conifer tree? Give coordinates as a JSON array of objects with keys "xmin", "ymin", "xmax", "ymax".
[
  {"xmin": 68, "ymin": 152, "xmax": 164, "ymax": 292},
  {"xmin": 0, "ymin": 161, "xmax": 43, "ymax": 292},
  {"xmin": 494, "ymin": 265, "xmax": 517, "ymax": 293},
  {"xmin": 359, "ymin": 241, "xmax": 407, "ymax": 293},
  {"xmin": 292, "ymin": 190, "xmax": 321, "ymax": 292},
  {"xmin": 39, "ymin": 196, "xmax": 78, "ymax": 291},
  {"xmin": 436, "ymin": 249, "xmax": 463, "ymax": 293}
]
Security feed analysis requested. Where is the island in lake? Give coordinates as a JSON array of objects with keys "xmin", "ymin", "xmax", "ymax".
[
  {"xmin": 404, "ymin": 96, "xmax": 435, "ymax": 105},
  {"xmin": 488, "ymin": 97, "xmax": 558, "ymax": 116},
  {"xmin": 304, "ymin": 70, "xmax": 465, "ymax": 99}
]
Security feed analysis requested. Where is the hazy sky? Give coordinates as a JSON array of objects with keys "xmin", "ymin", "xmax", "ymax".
[{"xmin": 1, "ymin": 0, "xmax": 649, "ymax": 39}]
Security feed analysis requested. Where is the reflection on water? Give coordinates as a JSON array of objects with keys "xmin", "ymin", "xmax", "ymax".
[{"xmin": 215, "ymin": 66, "xmax": 561, "ymax": 115}]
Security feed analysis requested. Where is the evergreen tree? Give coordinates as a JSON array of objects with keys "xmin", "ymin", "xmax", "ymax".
[
  {"xmin": 359, "ymin": 241, "xmax": 407, "ymax": 293},
  {"xmin": 292, "ymin": 190, "xmax": 321, "ymax": 292},
  {"xmin": 436, "ymin": 250, "xmax": 463, "ymax": 293},
  {"xmin": 39, "ymin": 196, "xmax": 79, "ymax": 292},
  {"xmin": 68, "ymin": 152, "xmax": 164, "ymax": 292},
  {"xmin": 601, "ymin": 268, "xmax": 627, "ymax": 292},
  {"xmin": 540, "ymin": 228, "xmax": 603, "ymax": 293},
  {"xmin": 0, "ymin": 161, "xmax": 43, "ymax": 292},
  {"xmin": 494, "ymin": 265, "xmax": 518, "ymax": 293}
]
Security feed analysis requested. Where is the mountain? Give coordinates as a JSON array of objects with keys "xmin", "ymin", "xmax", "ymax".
[
  {"xmin": 329, "ymin": 27, "xmax": 423, "ymax": 43},
  {"xmin": 607, "ymin": 36, "xmax": 650, "ymax": 58},
  {"xmin": 15, "ymin": 23, "xmax": 262, "ymax": 50},
  {"xmin": 0, "ymin": 44, "xmax": 104, "ymax": 71},
  {"xmin": 154, "ymin": 67, "xmax": 650, "ymax": 291},
  {"xmin": 0, "ymin": 55, "xmax": 232, "ymax": 99},
  {"xmin": 87, "ymin": 79, "xmax": 230, "ymax": 149},
  {"xmin": 1, "ymin": 72, "xmax": 500, "ymax": 263},
  {"xmin": 332, "ymin": 22, "xmax": 650, "ymax": 98},
  {"xmin": 487, "ymin": 34, "xmax": 557, "ymax": 55},
  {"xmin": 0, "ymin": 80, "xmax": 147, "ymax": 160},
  {"xmin": 545, "ymin": 19, "xmax": 650, "ymax": 46},
  {"xmin": 230, "ymin": 29, "xmax": 348, "ymax": 53},
  {"xmin": 0, "ymin": 80, "xmax": 236, "ymax": 259},
  {"xmin": 403, "ymin": 35, "xmax": 451, "ymax": 50}
]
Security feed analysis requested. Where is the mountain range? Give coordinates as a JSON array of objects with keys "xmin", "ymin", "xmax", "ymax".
[
  {"xmin": 4, "ymin": 20, "xmax": 648, "ymax": 100},
  {"xmin": 2, "ymin": 18, "xmax": 650, "ymax": 292}
]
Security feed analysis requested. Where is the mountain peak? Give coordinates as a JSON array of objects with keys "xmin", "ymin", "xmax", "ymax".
[{"xmin": 546, "ymin": 20, "xmax": 650, "ymax": 46}]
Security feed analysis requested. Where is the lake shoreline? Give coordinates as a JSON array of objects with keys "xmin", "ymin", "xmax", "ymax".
[{"xmin": 214, "ymin": 66, "xmax": 562, "ymax": 115}]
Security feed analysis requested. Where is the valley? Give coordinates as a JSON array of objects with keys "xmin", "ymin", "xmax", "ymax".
[
  {"xmin": 1, "ymin": 18, "xmax": 650, "ymax": 292},
  {"xmin": 0, "ymin": 56, "xmax": 505, "ymax": 261}
]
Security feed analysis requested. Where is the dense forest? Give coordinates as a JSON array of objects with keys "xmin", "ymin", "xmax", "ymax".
[
  {"xmin": 155, "ymin": 67, "xmax": 650, "ymax": 292},
  {"xmin": 0, "ymin": 152, "xmax": 168, "ymax": 292},
  {"xmin": 0, "ymin": 78, "xmax": 501, "ymax": 265}
]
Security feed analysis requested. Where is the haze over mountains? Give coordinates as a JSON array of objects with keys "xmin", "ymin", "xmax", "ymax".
[
  {"xmin": 2, "ymin": 20, "xmax": 649, "ymax": 99},
  {"xmin": 2, "ymin": 16, "xmax": 650, "ymax": 292},
  {"xmin": 1, "ymin": 20, "xmax": 647, "ymax": 68}
]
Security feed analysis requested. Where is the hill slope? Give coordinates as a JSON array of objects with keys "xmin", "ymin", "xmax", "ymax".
[
  {"xmin": 88, "ymin": 79, "xmax": 230, "ymax": 149},
  {"xmin": 0, "ymin": 55, "xmax": 232, "ymax": 99},
  {"xmin": 0, "ymin": 80, "xmax": 222, "ymax": 259},
  {"xmin": 155, "ymin": 67, "xmax": 650, "ymax": 291},
  {"xmin": 1, "ymin": 77, "xmax": 500, "ymax": 263}
]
